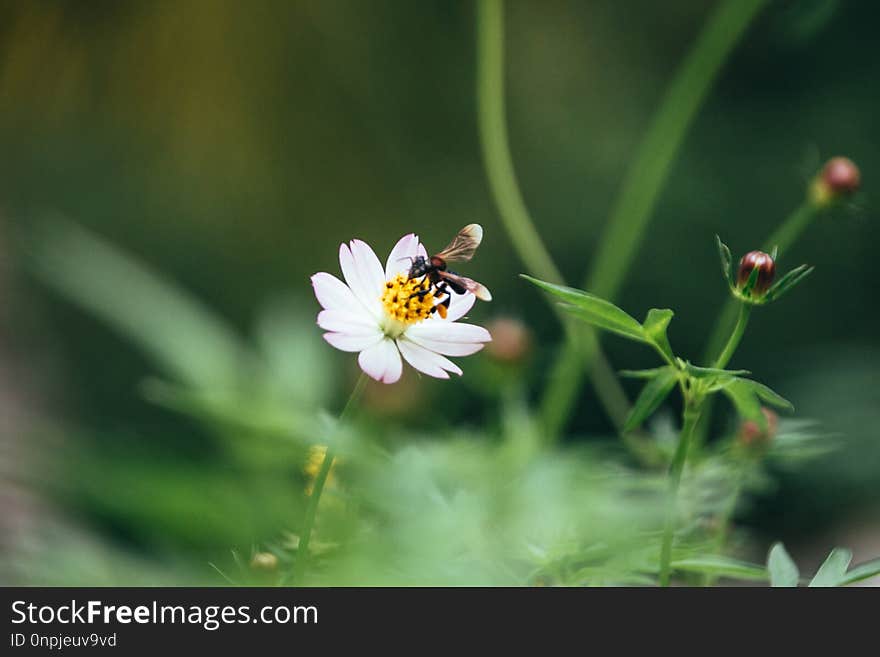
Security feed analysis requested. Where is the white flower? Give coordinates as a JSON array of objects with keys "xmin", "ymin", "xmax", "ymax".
[{"xmin": 311, "ymin": 233, "xmax": 492, "ymax": 383}]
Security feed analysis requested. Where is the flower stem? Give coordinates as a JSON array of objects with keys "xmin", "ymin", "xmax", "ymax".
[
  {"xmin": 693, "ymin": 202, "xmax": 819, "ymax": 449},
  {"xmin": 712, "ymin": 302, "xmax": 751, "ymax": 370},
  {"xmin": 291, "ymin": 373, "xmax": 367, "ymax": 585},
  {"xmin": 702, "ymin": 203, "xmax": 816, "ymax": 366},
  {"xmin": 476, "ymin": 0, "xmax": 634, "ymax": 438},
  {"xmin": 538, "ymin": 0, "xmax": 768, "ymax": 441},
  {"xmin": 658, "ymin": 400, "xmax": 702, "ymax": 587}
]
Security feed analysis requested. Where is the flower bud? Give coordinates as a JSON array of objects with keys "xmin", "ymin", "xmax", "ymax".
[
  {"xmin": 736, "ymin": 250, "xmax": 776, "ymax": 295},
  {"xmin": 810, "ymin": 156, "xmax": 861, "ymax": 206},
  {"xmin": 738, "ymin": 407, "xmax": 778, "ymax": 447},
  {"xmin": 250, "ymin": 552, "xmax": 279, "ymax": 571},
  {"xmin": 822, "ymin": 157, "xmax": 861, "ymax": 195},
  {"xmin": 485, "ymin": 317, "xmax": 532, "ymax": 364}
]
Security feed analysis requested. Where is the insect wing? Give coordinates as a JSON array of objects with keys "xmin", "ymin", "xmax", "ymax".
[
  {"xmin": 438, "ymin": 270, "xmax": 492, "ymax": 301},
  {"xmin": 435, "ymin": 223, "xmax": 483, "ymax": 262}
]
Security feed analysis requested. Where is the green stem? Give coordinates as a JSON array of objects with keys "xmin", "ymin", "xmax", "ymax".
[
  {"xmin": 713, "ymin": 303, "xmax": 751, "ymax": 370},
  {"xmin": 476, "ymin": 0, "xmax": 633, "ymax": 436},
  {"xmin": 538, "ymin": 0, "xmax": 768, "ymax": 441},
  {"xmin": 291, "ymin": 373, "xmax": 367, "ymax": 585},
  {"xmin": 658, "ymin": 401, "xmax": 702, "ymax": 587}
]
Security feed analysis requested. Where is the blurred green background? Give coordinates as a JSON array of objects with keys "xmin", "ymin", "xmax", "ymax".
[{"xmin": 0, "ymin": 0, "xmax": 877, "ymax": 585}]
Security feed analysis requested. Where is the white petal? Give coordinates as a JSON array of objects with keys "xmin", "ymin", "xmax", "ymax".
[
  {"xmin": 317, "ymin": 309, "xmax": 378, "ymax": 334},
  {"xmin": 338, "ymin": 243, "xmax": 382, "ymax": 318},
  {"xmin": 406, "ymin": 334, "xmax": 485, "ymax": 357},
  {"xmin": 350, "ymin": 239, "xmax": 386, "ymax": 296},
  {"xmin": 311, "ymin": 272, "xmax": 358, "ymax": 312},
  {"xmin": 385, "ymin": 233, "xmax": 420, "ymax": 279},
  {"xmin": 407, "ymin": 321, "xmax": 492, "ymax": 344},
  {"xmin": 358, "ymin": 339, "xmax": 403, "ymax": 384},
  {"xmin": 397, "ymin": 338, "xmax": 462, "ymax": 378},
  {"xmin": 323, "ymin": 332, "xmax": 383, "ymax": 353}
]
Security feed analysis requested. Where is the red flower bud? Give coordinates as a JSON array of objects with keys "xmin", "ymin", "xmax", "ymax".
[
  {"xmin": 822, "ymin": 157, "xmax": 861, "ymax": 195},
  {"xmin": 736, "ymin": 251, "xmax": 776, "ymax": 294},
  {"xmin": 738, "ymin": 408, "xmax": 778, "ymax": 447},
  {"xmin": 485, "ymin": 317, "xmax": 532, "ymax": 363},
  {"xmin": 810, "ymin": 156, "xmax": 861, "ymax": 206}
]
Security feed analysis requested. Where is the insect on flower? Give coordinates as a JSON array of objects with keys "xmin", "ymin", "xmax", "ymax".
[
  {"xmin": 311, "ymin": 231, "xmax": 492, "ymax": 383},
  {"xmin": 407, "ymin": 224, "xmax": 492, "ymax": 319}
]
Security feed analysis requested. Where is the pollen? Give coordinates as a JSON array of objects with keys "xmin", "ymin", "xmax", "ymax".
[{"xmin": 380, "ymin": 274, "xmax": 435, "ymax": 327}]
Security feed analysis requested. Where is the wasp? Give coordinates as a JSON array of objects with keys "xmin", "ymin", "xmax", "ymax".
[{"xmin": 408, "ymin": 223, "xmax": 492, "ymax": 318}]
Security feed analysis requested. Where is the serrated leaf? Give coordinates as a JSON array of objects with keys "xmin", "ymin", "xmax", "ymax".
[
  {"xmin": 766, "ymin": 264, "xmax": 814, "ymax": 302},
  {"xmin": 808, "ymin": 548, "xmax": 853, "ymax": 587},
  {"xmin": 619, "ymin": 367, "xmax": 671, "ymax": 379},
  {"xmin": 623, "ymin": 366, "xmax": 678, "ymax": 433},
  {"xmin": 682, "ymin": 362, "xmax": 750, "ymax": 379},
  {"xmin": 767, "ymin": 542, "xmax": 799, "ymax": 587},
  {"xmin": 716, "ymin": 235, "xmax": 733, "ymax": 285},
  {"xmin": 837, "ymin": 558, "xmax": 880, "ymax": 586},
  {"xmin": 671, "ymin": 556, "xmax": 768, "ymax": 581},
  {"xmin": 722, "ymin": 379, "xmax": 766, "ymax": 430},
  {"xmin": 734, "ymin": 378, "xmax": 794, "ymax": 411},
  {"xmin": 642, "ymin": 308, "xmax": 675, "ymax": 361},
  {"xmin": 521, "ymin": 276, "xmax": 646, "ymax": 342}
]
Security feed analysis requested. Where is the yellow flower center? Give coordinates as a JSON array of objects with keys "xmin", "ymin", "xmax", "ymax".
[{"xmin": 380, "ymin": 274, "xmax": 435, "ymax": 337}]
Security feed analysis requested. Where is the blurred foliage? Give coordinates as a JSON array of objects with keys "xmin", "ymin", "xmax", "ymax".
[{"xmin": 1, "ymin": 0, "xmax": 878, "ymax": 584}]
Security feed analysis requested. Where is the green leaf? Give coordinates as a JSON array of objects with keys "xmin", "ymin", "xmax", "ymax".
[
  {"xmin": 722, "ymin": 379, "xmax": 766, "ymax": 430},
  {"xmin": 716, "ymin": 235, "xmax": 733, "ymax": 285},
  {"xmin": 623, "ymin": 366, "xmax": 678, "ymax": 433},
  {"xmin": 682, "ymin": 362, "xmax": 750, "ymax": 379},
  {"xmin": 735, "ymin": 378, "xmax": 794, "ymax": 411},
  {"xmin": 642, "ymin": 308, "xmax": 675, "ymax": 361},
  {"xmin": 619, "ymin": 367, "xmax": 671, "ymax": 379},
  {"xmin": 671, "ymin": 556, "xmax": 768, "ymax": 582},
  {"xmin": 521, "ymin": 276, "xmax": 646, "ymax": 342},
  {"xmin": 27, "ymin": 219, "xmax": 251, "ymax": 389},
  {"xmin": 769, "ymin": 244, "xmax": 779, "ymax": 261},
  {"xmin": 837, "ymin": 558, "xmax": 880, "ymax": 586},
  {"xmin": 766, "ymin": 264, "xmax": 814, "ymax": 302},
  {"xmin": 767, "ymin": 542, "xmax": 799, "ymax": 587},
  {"xmin": 809, "ymin": 548, "xmax": 853, "ymax": 587}
]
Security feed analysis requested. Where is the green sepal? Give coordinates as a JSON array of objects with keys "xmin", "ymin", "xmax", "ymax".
[
  {"xmin": 765, "ymin": 264, "xmax": 814, "ymax": 302},
  {"xmin": 715, "ymin": 235, "xmax": 733, "ymax": 286},
  {"xmin": 741, "ymin": 262, "xmax": 761, "ymax": 297},
  {"xmin": 623, "ymin": 366, "xmax": 678, "ymax": 433},
  {"xmin": 767, "ymin": 542, "xmax": 799, "ymax": 587}
]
